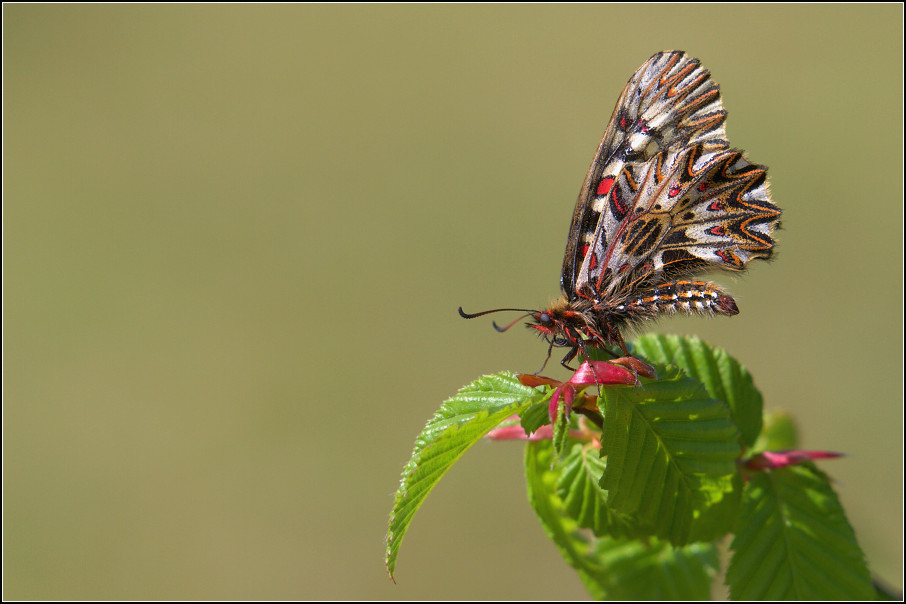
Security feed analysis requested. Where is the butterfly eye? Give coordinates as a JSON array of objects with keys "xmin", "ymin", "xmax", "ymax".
[{"xmin": 535, "ymin": 311, "xmax": 555, "ymax": 329}]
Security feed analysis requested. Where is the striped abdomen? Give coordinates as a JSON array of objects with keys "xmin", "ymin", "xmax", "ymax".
[{"xmin": 619, "ymin": 280, "xmax": 739, "ymax": 317}]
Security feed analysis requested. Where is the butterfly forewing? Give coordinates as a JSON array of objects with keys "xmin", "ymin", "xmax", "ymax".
[{"xmin": 563, "ymin": 51, "xmax": 732, "ymax": 300}]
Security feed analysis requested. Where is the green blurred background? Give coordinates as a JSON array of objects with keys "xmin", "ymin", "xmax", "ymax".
[{"xmin": 3, "ymin": 4, "xmax": 902, "ymax": 600}]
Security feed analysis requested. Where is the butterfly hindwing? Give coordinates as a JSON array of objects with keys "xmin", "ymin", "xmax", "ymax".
[{"xmin": 591, "ymin": 145, "xmax": 780, "ymax": 300}]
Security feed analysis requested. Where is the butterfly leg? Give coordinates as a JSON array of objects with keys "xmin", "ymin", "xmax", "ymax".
[{"xmin": 559, "ymin": 346, "xmax": 580, "ymax": 372}]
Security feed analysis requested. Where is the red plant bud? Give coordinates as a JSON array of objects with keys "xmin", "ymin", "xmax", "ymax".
[
  {"xmin": 547, "ymin": 360, "xmax": 640, "ymax": 422},
  {"xmin": 486, "ymin": 424, "xmax": 555, "ymax": 441},
  {"xmin": 607, "ymin": 356, "xmax": 658, "ymax": 379},
  {"xmin": 745, "ymin": 449, "xmax": 844, "ymax": 471}
]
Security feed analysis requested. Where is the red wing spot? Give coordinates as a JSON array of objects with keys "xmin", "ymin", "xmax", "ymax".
[
  {"xmin": 619, "ymin": 114, "xmax": 628, "ymax": 130},
  {"xmin": 637, "ymin": 119, "xmax": 650, "ymax": 134},
  {"xmin": 698, "ymin": 182, "xmax": 710, "ymax": 192},
  {"xmin": 618, "ymin": 263, "xmax": 632, "ymax": 273},
  {"xmin": 715, "ymin": 249, "xmax": 735, "ymax": 264},
  {"xmin": 580, "ymin": 244, "xmax": 598, "ymax": 270},
  {"xmin": 707, "ymin": 200, "xmax": 725, "ymax": 211},
  {"xmin": 668, "ymin": 183, "xmax": 681, "ymax": 197},
  {"xmin": 708, "ymin": 226, "xmax": 727, "ymax": 237},
  {"xmin": 596, "ymin": 176, "xmax": 614, "ymax": 197}
]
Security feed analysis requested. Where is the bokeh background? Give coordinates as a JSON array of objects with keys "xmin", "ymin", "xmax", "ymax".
[{"xmin": 4, "ymin": 4, "xmax": 902, "ymax": 600}]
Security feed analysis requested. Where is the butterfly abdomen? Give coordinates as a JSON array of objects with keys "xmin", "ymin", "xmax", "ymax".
[{"xmin": 619, "ymin": 280, "xmax": 738, "ymax": 318}]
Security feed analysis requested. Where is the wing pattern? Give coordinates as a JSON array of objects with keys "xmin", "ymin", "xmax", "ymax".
[
  {"xmin": 562, "ymin": 51, "xmax": 733, "ymax": 297},
  {"xmin": 546, "ymin": 50, "xmax": 781, "ymax": 359},
  {"xmin": 592, "ymin": 144, "xmax": 779, "ymax": 301},
  {"xmin": 461, "ymin": 51, "xmax": 782, "ymax": 369}
]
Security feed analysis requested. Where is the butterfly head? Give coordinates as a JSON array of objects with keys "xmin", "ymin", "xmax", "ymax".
[
  {"xmin": 530, "ymin": 297, "xmax": 611, "ymax": 349},
  {"xmin": 459, "ymin": 301, "xmax": 579, "ymax": 343}
]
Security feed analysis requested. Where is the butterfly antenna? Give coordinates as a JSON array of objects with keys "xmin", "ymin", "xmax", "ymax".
[
  {"xmin": 458, "ymin": 306, "xmax": 536, "ymax": 319},
  {"xmin": 458, "ymin": 306, "xmax": 536, "ymax": 334}
]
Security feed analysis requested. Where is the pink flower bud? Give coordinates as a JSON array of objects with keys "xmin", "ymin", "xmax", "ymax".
[
  {"xmin": 744, "ymin": 449, "xmax": 844, "ymax": 471},
  {"xmin": 486, "ymin": 424, "xmax": 555, "ymax": 441}
]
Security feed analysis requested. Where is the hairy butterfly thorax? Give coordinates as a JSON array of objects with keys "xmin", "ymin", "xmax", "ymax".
[{"xmin": 460, "ymin": 51, "xmax": 781, "ymax": 377}]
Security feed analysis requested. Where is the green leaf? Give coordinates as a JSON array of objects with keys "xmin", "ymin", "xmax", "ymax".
[
  {"xmin": 526, "ymin": 441, "xmax": 719, "ymax": 600},
  {"xmin": 385, "ymin": 372, "xmax": 539, "ymax": 579},
  {"xmin": 589, "ymin": 538, "xmax": 719, "ymax": 601},
  {"xmin": 520, "ymin": 396, "xmax": 552, "ymax": 434},
  {"xmin": 551, "ymin": 396, "xmax": 571, "ymax": 460},
  {"xmin": 526, "ymin": 439, "xmax": 609, "ymax": 599},
  {"xmin": 727, "ymin": 463, "xmax": 874, "ymax": 600},
  {"xmin": 557, "ymin": 443, "xmax": 640, "ymax": 539},
  {"xmin": 688, "ymin": 471, "xmax": 743, "ymax": 544},
  {"xmin": 631, "ymin": 334, "xmax": 763, "ymax": 447},
  {"xmin": 598, "ymin": 366, "xmax": 741, "ymax": 545}
]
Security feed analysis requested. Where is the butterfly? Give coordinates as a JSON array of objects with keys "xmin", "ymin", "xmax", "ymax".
[{"xmin": 460, "ymin": 51, "xmax": 782, "ymax": 375}]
